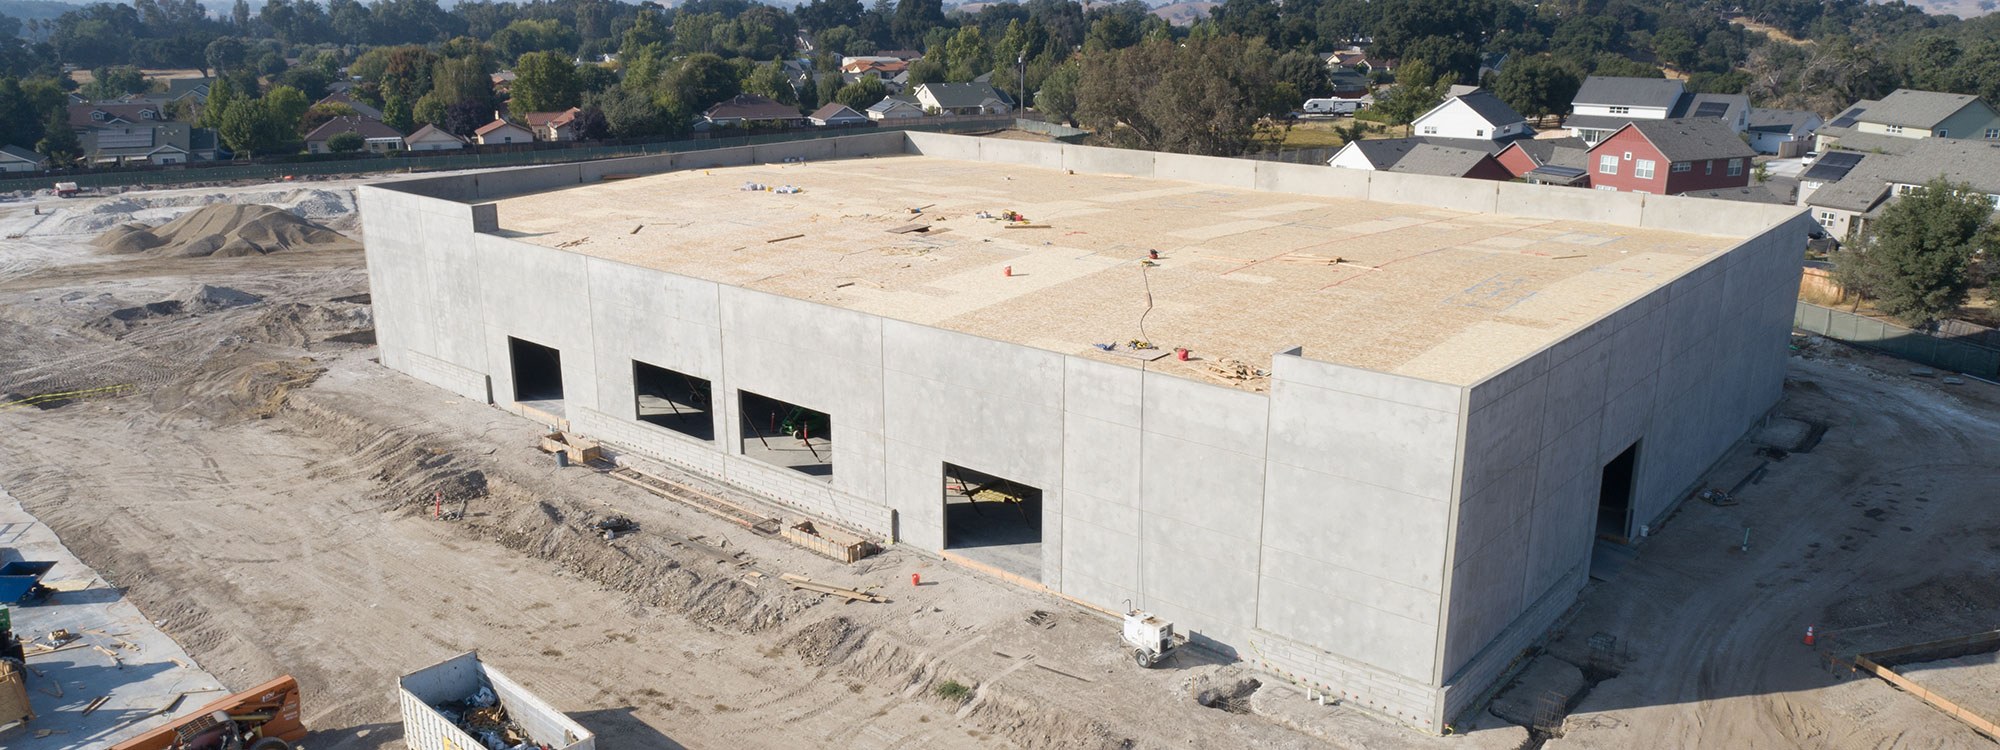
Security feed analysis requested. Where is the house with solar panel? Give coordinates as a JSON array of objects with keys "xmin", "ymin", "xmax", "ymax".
[
  {"xmin": 1814, "ymin": 90, "xmax": 2000, "ymax": 154},
  {"xmin": 1798, "ymin": 138, "xmax": 2000, "ymax": 240},
  {"xmin": 1563, "ymin": 77, "xmax": 1748, "ymax": 145}
]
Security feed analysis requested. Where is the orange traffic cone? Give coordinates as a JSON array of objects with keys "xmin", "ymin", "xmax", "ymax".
[{"xmin": 1804, "ymin": 625, "xmax": 1815, "ymax": 645}]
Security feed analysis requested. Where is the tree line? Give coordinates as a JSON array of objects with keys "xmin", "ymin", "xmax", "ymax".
[{"xmin": 0, "ymin": 0, "xmax": 1996, "ymax": 162}]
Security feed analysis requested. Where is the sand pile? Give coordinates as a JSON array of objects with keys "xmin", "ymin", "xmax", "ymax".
[{"xmin": 92, "ymin": 203, "xmax": 359, "ymax": 257}]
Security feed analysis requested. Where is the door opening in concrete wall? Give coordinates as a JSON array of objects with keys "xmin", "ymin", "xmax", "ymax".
[
  {"xmin": 633, "ymin": 361, "xmax": 713, "ymax": 441},
  {"xmin": 738, "ymin": 390, "xmax": 831, "ymax": 479},
  {"xmin": 1597, "ymin": 441, "xmax": 1638, "ymax": 541},
  {"xmin": 508, "ymin": 336, "xmax": 563, "ymax": 406},
  {"xmin": 941, "ymin": 463, "xmax": 1041, "ymax": 579}
]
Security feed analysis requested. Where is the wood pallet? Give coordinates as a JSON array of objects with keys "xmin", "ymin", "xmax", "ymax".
[{"xmin": 606, "ymin": 468, "xmax": 781, "ymax": 535}]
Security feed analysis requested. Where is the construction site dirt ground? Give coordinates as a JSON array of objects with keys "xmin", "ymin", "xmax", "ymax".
[{"xmin": 1, "ymin": 179, "xmax": 1998, "ymax": 749}]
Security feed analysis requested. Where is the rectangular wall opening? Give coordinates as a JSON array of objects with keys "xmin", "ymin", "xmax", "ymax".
[
  {"xmin": 737, "ymin": 390, "xmax": 831, "ymax": 479},
  {"xmin": 1597, "ymin": 441, "xmax": 1638, "ymax": 541},
  {"xmin": 942, "ymin": 463, "xmax": 1042, "ymax": 579},
  {"xmin": 507, "ymin": 336, "xmax": 564, "ymax": 406},
  {"xmin": 633, "ymin": 361, "xmax": 713, "ymax": 441}
]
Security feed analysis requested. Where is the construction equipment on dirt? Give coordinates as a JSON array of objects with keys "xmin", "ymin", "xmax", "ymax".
[
  {"xmin": 1121, "ymin": 608, "xmax": 1185, "ymax": 668},
  {"xmin": 400, "ymin": 651, "xmax": 594, "ymax": 750},
  {"xmin": 0, "ymin": 554, "xmax": 56, "ymax": 604},
  {"xmin": 108, "ymin": 675, "xmax": 308, "ymax": 750},
  {"xmin": 1, "ymin": 606, "xmax": 28, "ymax": 729}
]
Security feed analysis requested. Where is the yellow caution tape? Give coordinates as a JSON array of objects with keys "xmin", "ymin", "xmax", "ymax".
[{"xmin": 0, "ymin": 384, "xmax": 134, "ymax": 411}]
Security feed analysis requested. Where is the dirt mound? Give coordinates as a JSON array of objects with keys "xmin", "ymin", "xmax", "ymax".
[
  {"xmin": 790, "ymin": 617, "xmax": 861, "ymax": 666},
  {"xmin": 89, "ymin": 285, "xmax": 266, "ymax": 335},
  {"xmin": 91, "ymin": 204, "xmax": 359, "ymax": 257}
]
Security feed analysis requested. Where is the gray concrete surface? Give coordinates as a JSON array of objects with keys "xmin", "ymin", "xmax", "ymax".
[
  {"xmin": 0, "ymin": 485, "xmax": 227, "ymax": 750},
  {"xmin": 356, "ymin": 131, "xmax": 1810, "ymax": 732}
]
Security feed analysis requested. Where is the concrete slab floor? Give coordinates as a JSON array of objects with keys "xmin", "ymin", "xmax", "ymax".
[
  {"xmin": 0, "ymin": 486, "xmax": 227, "ymax": 750},
  {"xmin": 738, "ymin": 433, "xmax": 832, "ymax": 478},
  {"xmin": 942, "ymin": 497, "xmax": 1042, "ymax": 580}
]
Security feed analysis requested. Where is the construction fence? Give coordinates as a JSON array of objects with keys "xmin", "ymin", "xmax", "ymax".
[
  {"xmin": 1, "ymin": 116, "xmax": 1024, "ymax": 194},
  {"xmin": 1794, "ymin": 301, "xmax": 2000, "ymax": 379}
]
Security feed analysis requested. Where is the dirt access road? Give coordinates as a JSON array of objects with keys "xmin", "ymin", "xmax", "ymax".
[
  {"xmin": 3, "ymin": 180, "xmax": 1998, "ymax": 749},
  {"xmin": 1536, "ymin": 343, "xmax": 2000, "ymax": 749}
]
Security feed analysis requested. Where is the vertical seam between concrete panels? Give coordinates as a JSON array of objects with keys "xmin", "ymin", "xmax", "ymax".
[
  {"xmin": 713, "ymin": 282, "xmax": 733, "ymax": 489},
  {"xmin": 1052, "ymin": 357, "xmax": 1068, "ymax": 591},
  {"xmin": 1432, "ymin": 385, "xmax": 1473, "ymax": 686},
  {"xmin": 1252, "ymin": 382, "xmax": 1274, "ymax": 630},
  {"xmin": 1135, "ymin": 366, "xmax": 1148, "ymax": 610}
]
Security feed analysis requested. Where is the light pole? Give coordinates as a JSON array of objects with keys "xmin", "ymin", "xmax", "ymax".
[{"xmin": 1018, "ymin": 50, "xmax": 1027, "ymax": 114}]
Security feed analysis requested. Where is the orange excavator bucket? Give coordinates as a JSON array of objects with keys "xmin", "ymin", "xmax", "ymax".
[{"xmin": 108, "ymin": 675, "xmax": 307, "ymax": 750}]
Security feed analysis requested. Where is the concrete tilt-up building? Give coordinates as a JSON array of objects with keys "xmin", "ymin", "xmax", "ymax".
[{"xmin": 358, "ymin": 131, "xmax": 1811, "ymax": 732}]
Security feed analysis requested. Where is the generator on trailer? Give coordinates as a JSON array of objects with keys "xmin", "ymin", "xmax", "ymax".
[{"xmin": 1121, "ymin": 608, "xmax": 1185, "ymax": 668}]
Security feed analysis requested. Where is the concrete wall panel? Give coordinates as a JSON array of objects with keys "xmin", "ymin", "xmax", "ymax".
[
  {"xmin": 1062, "ymin": 144, "xmax": 1154, "ymax": 178},
  {"xmin": 1153, "ymin": 152, "xmax": 1256, "ymax": 190},
  {"xmin": 978, "ymin": 138, "xmax": 1065, "ymax": 170},
  {"xmin": 1253, "ymin": 162, "xmax": 1370, "ymax": 199},
  {"xmin": 1495, "ymin": 181, "xmax": 1645, "ymax": 225},
  {"xmin": 903, "ymin": 131, "xmax": 982, "ymax": 160},
  {"xmin": 1368, "ymin": 172, "xmax": 1498, "ymax": 214},
  {"xmin": 472, "ymin": 163, "xmax": 582, "ymax": 200}
]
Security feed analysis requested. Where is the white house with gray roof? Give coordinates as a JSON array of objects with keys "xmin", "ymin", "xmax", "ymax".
[
  {"xmin": 0, "ymin": 144, "xmax": 47, "ymax": 172},
  {"xmin": 1410, "ymin": 89, "xmax": 1531, "ymax": 142},
  {"xmin": 912, "ymin": 82, "xmax": 1011, "ymax": 115}
]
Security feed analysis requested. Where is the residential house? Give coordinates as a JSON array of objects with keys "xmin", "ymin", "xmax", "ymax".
[
  {"xmin": 1813, "ymin": 89, "xmax": 2000, "ymax": 152},
  {"xmin": 316, "ymin": 90, "xmax": 385, "ymax": 121},
  {"xmin": 842, "ymin": 58, "xmax": 908, "ymax": 76},
  {"xmin": 1493, "ymin": 137, "xmax": 1590, "ymax": 179},
  {"xmin": 1745, "ymin": 108, "xmax": 1823, "ymax": 156},
  {"xmin": 808, "ymin": 103, "xmax": 870, "ymax": 127},
  {"xmin": 1328, "ymin": 70, "xmax": 1371, "ymax": 98},
  {"xmin": 0, "ymin": 144, "xmax": 48, "ymax": 172},
  {"xmin": 1797, "ymin": 151, "xmax": 1867, "ymax": 204},
  {"xmin": 1564, "ymin": 77, "xmax": 1750, "ymax": 145},
  {"xmin": 911, "ymin": 82, "xmax": 1012, "ymax": 115},
  {"xmin": 523, "ymin": 108, "xmax": 583, "ymax": 141},
  {"xmin": 1682, "ymin": 184, "xmax": 1795, "ymax": 205},
  {"xmin": 1382, "ymin": 144, "xmax": 1514, "ymax": 180},
  {"xmin": 1326, "ymin": 136, "xmax": 1509, "ymax": 170},
  {"xmin": 304, "ymin": 116, "xmax": 406, "ymax": 154},
  {"xmin": 80, "ymin": 123, "xmax": 220, "ymax": 165},
  {"xmin": 1586, "ymin": 118, "xmax": 1758, "ymax": 195},
  {"xmin": 866, "ymin": 95, "xmax": 924, "ymax": 121},
  {"xmin": 404, "ymin": 124, "xmax": 469, "ymax": 151},
  {"xmin": 67, "ymin": 101, "xmax": 168, "ymax": 132},
  {"xmin": 700, "ymin": 94, "xmax": 808, "ymax": 127},
  {"xmin": 1325, "ymin": 50, "xmax": 1368, "ymax": 69},
  {"xmin": 162, "ymin": 77, "xmax": 214, "ymax": 105},
  {"xmin": 1409, "ymin": 89, "xmax": 1532, "ymax": 143},
  {"xmin": 491, "ymin": 71, "xmax": 516, "ymax": 96},
  {"xmin": 1800, "ymin": 138, "xmax": 2000, "ymax": 239},
  {"xmin": 872, "ymin": 49, "xmax": 923, "ymax": 61},
  {"xmin": 473, "ymin": 117, "xmax": 534, "ymax": 145},
  {"xmin": 843, "ymin": 70, "xmax": 909, "ymax": 95}
]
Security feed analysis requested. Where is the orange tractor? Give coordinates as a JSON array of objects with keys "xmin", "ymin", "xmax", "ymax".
[{"xmin": 109, "ymin": 676, "xmax": 308, "ymax": 750}]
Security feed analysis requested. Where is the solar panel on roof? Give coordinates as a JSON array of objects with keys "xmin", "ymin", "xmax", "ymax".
[
  {"xmin": 1801, "ymin": 151, "xmax": 1864, "ymax": 182},
  {"xmin": 1829, "ymin": 108, "xmax": 1864, "ymax": 128},
  {"xmin": 95, "ymin": 131, "xmax": 152, "ymax": 148},
  {"xmin": 1694, "ymin": 102, "xmax": 1731, "ymax": 118}
]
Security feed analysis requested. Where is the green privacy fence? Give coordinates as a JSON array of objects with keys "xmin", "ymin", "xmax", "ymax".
[
  {"xmin": 1794, "ymin": 301, "xmax": 2000, "ymax": 379},
  {"xmin": 6, "ymin": 117, "xmax": 1022, "ymax": 194}
]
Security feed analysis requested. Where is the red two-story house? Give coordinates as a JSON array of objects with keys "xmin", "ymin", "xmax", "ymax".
[{"xmin": 1586, "ymin": 118, "xmax": 1759, "ymax": 195}]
